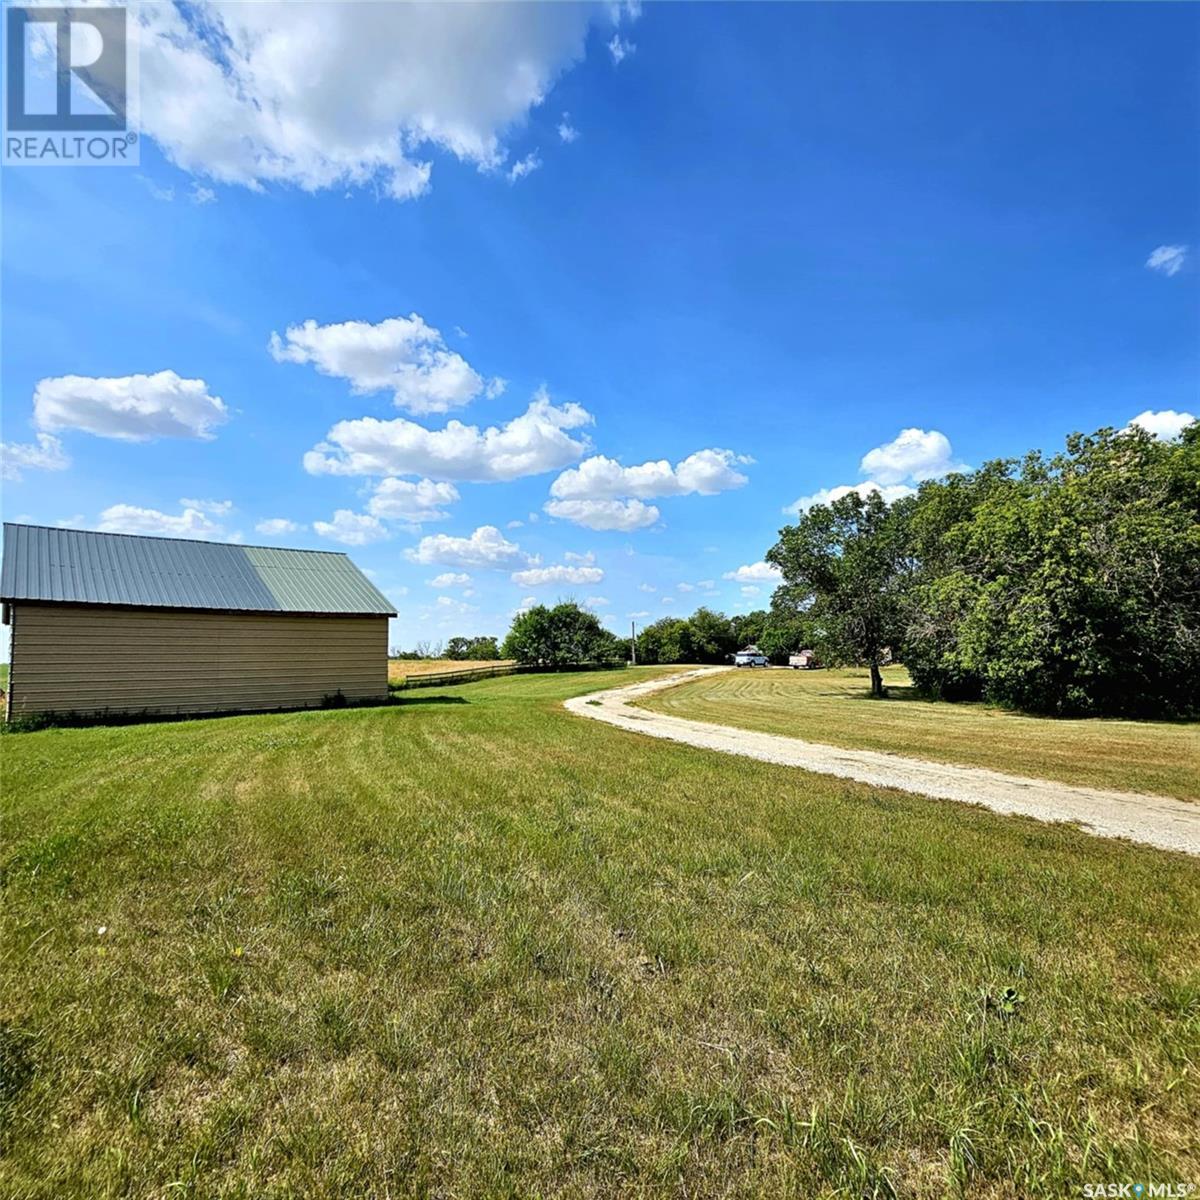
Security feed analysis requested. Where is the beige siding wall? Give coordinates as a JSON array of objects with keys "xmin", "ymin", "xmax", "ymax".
[{"xmin": 8, "ymin": 604, "xmax": 389, "ymax": 717}]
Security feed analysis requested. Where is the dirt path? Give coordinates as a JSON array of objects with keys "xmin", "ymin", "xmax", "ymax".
[{"xmin": 565, "ymin": 667, "xmax": 1200, "ymax": 857}]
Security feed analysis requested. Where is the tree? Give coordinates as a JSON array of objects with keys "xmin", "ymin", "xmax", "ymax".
[
  {"xmin": 446, "ymin": 635, "xmax": 501, "ymax": 661},
  {"xmin": 902, "ymin": 424, "xmax": 1200, "ymax": 717},
  {"xmin": 445, "ymin": 636, "xmax": 473, "ymax": 660},
  {"xmin": 729, "ymin": 610, "xmax": 769, "ymax": 650},
  {"xmin": 502, "ymin": 603, "xmax": 624, "ymax": 667},
  {"xmin": 768, "ymin": 490, "xmax": 911, "ymax": 696},
  {"xmin": 686, "ymin": 607, "xmax": 736, "ymax": 663},
  {"xmin": 636, "ymin": 617, "xmax": 693, "ymax": 664},
  {"xmin": 466, "ymin": 636, "xmax": 501, "ymax": 661},
  {"xmin": 757, "ymin": 610, "xmax": 813, "ymax": 663}
]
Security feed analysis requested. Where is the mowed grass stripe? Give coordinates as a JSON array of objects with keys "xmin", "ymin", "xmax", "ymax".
[
  {"xmin": 2, "ymin": 667, "xmax": 1197, "ymax": 1198},
  {"xmin": 636, "ymin": 666, "xmax": 1200, "ymax": 801}
]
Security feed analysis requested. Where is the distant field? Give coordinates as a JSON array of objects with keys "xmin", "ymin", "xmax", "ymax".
[
  {"xmin": 388, "ymin": 657, "xmax": 513, "ymax": 682},
  {"xmin": 637, "ymin": 666, "xmax": 1200, "ymax": 801},
  {"xmin": 3, "ymin": 667, "xmax": 1198, "ymax": 1197}
]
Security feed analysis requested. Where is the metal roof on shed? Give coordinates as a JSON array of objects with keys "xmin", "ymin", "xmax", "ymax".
[{"xmin": 0, "ymin": 524, "xmax": 396, "ymax": 616}]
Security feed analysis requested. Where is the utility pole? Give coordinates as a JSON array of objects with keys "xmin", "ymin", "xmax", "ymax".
[{"xmin": 630, "ymin": 620, "xmax": 637, "ymax": 665}]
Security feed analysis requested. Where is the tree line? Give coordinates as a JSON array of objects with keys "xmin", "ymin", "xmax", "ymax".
[
  {"xmin": 768, "ymin": 423, "xmax": 1198, "ymax": 716},
  {"xmin": 416, "ymin": 422, "xmax": 1198, "ymax": 719}
]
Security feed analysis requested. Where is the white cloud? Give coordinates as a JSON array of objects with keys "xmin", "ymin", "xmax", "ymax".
[
  {"xmin": 740, "ymin": 585, "xmax": 761, "ymax": 598},
  {"xmin": 33, "ymin": 371, "xmax": 229, "ymax": 442},
  {"xmin": 1145, "ymin": 245, "xmax": 1188, "ymax": 277},
  {"xmin": 584, "ymin": 595, "xmax": 610, "ymax": 608},
  {"xmin": 609, "ymin": 34, "xmax": 635, "ymax": 64},
  {"xmin": 190, "ymin": 182, "xmax": 216, "ymax": 206},
  {"xmin": 179, "ymin": 498, "xmax": 234, "ymax": 517},
  {"xmin": 564, "ymin": 550, "xmax": 596, "ymax": 564},
  {"xmin": 409, "ymin": 525, "xmax": 527, "ymax": 569},
  {"xmin": 255, "ymin": 518, "xmax": 300, "ymax": 536},
  {"xmin": 510, "ymin": 564, "xmax": 604, "ymax": 586},
  {"xmin": 785, "ymin": 481, "xmax": 917, "ymax": 515},
  {"xmin": 367, "ymin": 477, "xmax": 459, "ymax": 523},
  {"xmin": 1128, "ymin": 409, "xmax": 1196, "ymax": 441},
  {"xmin": 130, "ymin": 2, "xmax": 635, "ymax": 200},
  {"xmin": 550, "ymin": 448, "xmax": 750, "ymax": 501},
  {"xmin": 270, "ymin": 315, "xmax": 502, "ymax": 415},
  {"xmin": 98, "ymin": 499, "xmax": 233, "ymax": 539},
  {"xmin": 544, "ymin": 498, "xmax": 659, "ymax": 531},
  {"xmin": 627, "ymin": 610, "xmax": 651, "ymax": 619},
  {"xmin": 660, "ymin": 596, "xmax": 674, "ymax": 605},
  {"xmin": 138, "ymin": 175, "xmax": 174, "ymax": 202},
  {"xmin": 723, "ymin": 561, "xmax": 782, "ymax": 584},
  {"xmin": 784, "ymin": 428, "xmax": 961, "ymax": 515},
  {"xmin": 513, "ymin": 595, "xmax": 538, "ymax": 616},
  {"xmin": 435, "ymin": 595, "xmax": 478, "ymax": 615},
  {"xmin": 304, "ymin": 390, "xmax": 593, "ymax": 481},
  {"xmin": 506, "ymin": 519, "xmax": 524, "ymax": 529},
  {"xmin": 638, "ymin": 583, "xmax": 656, "ymax": 593},
  {"xmin": 544, "ymin": 448, "xmax": 747, "ymax": 531},
  {"xmin": 506, "ymin": 151, "xmax": 541, "ymax": 183},
  {"xmin": 1, "ymin": 433, "xmax": 70, "ymax": 482},
  {"xmin": 313, "ymin": 509, "xmax": 390, "ymax": 546},
  {"xmin": 859, "ymin": 428, "xmax": 960, "ymax": 485},
  {"xmin": 676, "ymin": 582, "xmax": 695, "ymax": 592},
  {"xmin": 429, "ymin": 572, "xmax": 471, "ymax": 588},
  {"xmin": 558, "ymin": 113, "xmax": 579, "ymax": 143}
]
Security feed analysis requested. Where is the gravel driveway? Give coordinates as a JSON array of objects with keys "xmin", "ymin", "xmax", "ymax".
[{"xmin": 565, "ymin": 667, "xmax": 1200, "ymax": 856}]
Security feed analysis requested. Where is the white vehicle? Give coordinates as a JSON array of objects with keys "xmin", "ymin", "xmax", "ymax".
[{"xmin": 734, "ymin": 650, "xmax": 769, "ymax": 668}]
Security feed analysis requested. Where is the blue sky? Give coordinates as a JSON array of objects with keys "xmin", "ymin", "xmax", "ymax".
[{"xmin": 2, "ymin": 1, "xmax": 1197, "ymax": 647}]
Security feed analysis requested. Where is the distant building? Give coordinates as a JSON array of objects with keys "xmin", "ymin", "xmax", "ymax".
[{"xmin": 0, "ymin": 524, "xmax": 395, "ymax": 720}]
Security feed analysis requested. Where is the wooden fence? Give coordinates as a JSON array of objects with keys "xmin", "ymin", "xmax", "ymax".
[
  {"xmin": 390, "ymin": 661, "xmax": 627, "ymax": 690},
  {"xmin": 391, "ymin": 662, "xmax": 525, "ymax": 690}
]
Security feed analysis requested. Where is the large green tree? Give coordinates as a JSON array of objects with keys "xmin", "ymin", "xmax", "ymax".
[
  {"xmin": 635, "ymin": 618, "xmax": 693, "ymax": 665},
  {"xmin": 502, "ymin": 603, "xmax": 624, "ymax": 667},
  {"xmin": 768, "ymin": 490, "xmax": 912, "ymax": 696},
  {"xmin": 679, "ymin": 607, "xmax": 735, "ymax": 663},
  {"xmin": 903, "ymin": 424, "xmax": 1200, "ymax": 717}
]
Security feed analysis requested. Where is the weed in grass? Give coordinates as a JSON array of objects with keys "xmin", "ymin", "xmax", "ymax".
[{"xmin": 0, "ymin": 1024, "xmax": 36, "ymax": 1120}]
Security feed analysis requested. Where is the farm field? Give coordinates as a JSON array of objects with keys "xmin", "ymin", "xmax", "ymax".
[
  {"xmin": 638, "ymin": 666, "xmax": 1200, "ymax": 802},
  {"xmin": 388, "ymin": 657, "xmax": 513, "ymax": 683},
  {"xmin": 2, "ymin": 667, "xmax": 1198, "ymax": 1198}
]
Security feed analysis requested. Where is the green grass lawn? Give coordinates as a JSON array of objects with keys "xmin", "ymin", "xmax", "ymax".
[
  {"xmin": 637, "ymin": 666, "xmax": 1200, "ymax": 801},
  {"xmin": 2, "ymin": 668, "xmax": 1198, "ymax": 1198}
]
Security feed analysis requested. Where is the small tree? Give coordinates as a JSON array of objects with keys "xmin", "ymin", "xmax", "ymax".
[
  {"xmin": 445, "ymin": 636, "xmax": 472, "ymax": 660},
  {"xmin": 686, "ymin": 607, "xmax": 736, "ymax": 663},
  {"xmin": 768, "ymin": 490, "xmax": 911, "ymax": 696},
  {"xmin": 465, "ymin": 636, "xmax": 501, "ymax": 661},
  {"xmin": 447, "ymin": 635, "xmax": 501, "ymax": 661},
  {"xmin": 502, "ymin": 603, "xmax": 623, "ymax": 667},
  {"xmin": 636, "ymin": 617, "xmax": 693, "ymax": 664}
]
